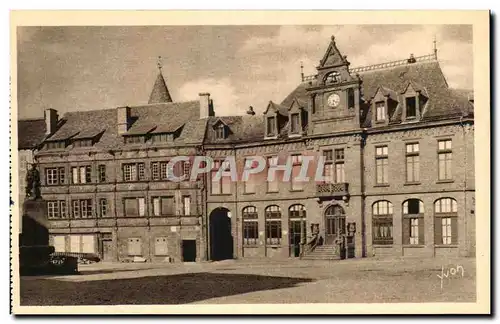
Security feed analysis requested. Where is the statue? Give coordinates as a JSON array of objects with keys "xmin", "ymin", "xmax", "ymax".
[{"xmin": 25, "ymin": 163, "xmax": 41, "ymax": 200}]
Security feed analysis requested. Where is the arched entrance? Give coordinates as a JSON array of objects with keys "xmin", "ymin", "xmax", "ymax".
[
  {"xmin": 209, "ymin": 207, "xmax": 233, "ymax": 261},
  {"xmin": 324, "ymin": 205, "xmax": 346, "ymax": 245}
]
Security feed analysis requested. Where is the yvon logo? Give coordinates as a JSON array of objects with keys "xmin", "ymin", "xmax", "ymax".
[{"xmin": 437, "ymin": 265, "xmax": 465, "ymax": 290}]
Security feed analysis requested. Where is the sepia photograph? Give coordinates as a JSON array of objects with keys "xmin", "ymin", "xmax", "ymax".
[{"xmin": 10, "ymin": 11, "xmax": 490, "ymax": 315}]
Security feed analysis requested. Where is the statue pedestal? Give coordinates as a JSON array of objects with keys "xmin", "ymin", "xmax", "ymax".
[{"xmin": 20, "ymin": 199, "xmax": 49, "ymax": 246}]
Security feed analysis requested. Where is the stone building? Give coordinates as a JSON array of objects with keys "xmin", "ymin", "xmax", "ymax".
[
  {"xmin": 32, "ymin": 35, "xmax": 475, "ymax": 262},
  {"xmin": 203, "ymin": 36, "xmax": 475, "ymax": 260},
  {"xmin": 35, "ymin": 69, "xmax": 211, "ymax": 262}
]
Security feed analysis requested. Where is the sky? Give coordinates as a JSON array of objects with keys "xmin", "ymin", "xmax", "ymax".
[{"xmin": 17, "ymin": 25, "xmax": 473, "ymax": 119}]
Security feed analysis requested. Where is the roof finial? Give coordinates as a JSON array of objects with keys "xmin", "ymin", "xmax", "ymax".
[
  {"xmin": 300, "ymin": 61, "xmax": 304, "ymax": 82},
  {"xmin": 157, "ymin": 55, "xmax": 163, "ymax": 72},
  {"xmin": 433, "ymin": 35, "xmax": 438, "ymax": 60}
]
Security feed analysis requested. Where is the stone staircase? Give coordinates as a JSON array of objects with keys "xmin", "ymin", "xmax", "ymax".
[{"xmin": 301, "ymin": 245, "xmax": 341, "ymax": 260}]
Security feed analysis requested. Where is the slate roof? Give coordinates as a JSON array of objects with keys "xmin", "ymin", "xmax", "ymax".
[
  {"xmin": 18, "ymin": 118, "xmax": 46, "ymax": 149},
  {"xmin": 148, "ymin": 72, "xmax": 173, "ymax": 104},
  {"xmin": 282, "ymin": 59, "xmax": 473, "ymax": 129},
  {"xmin": 205, "ymin": 115, "xmax": 264, "ymax": 144},
  {"xmin": 44, "ymin": 100, "xmax": 206, "ymax": 151}
]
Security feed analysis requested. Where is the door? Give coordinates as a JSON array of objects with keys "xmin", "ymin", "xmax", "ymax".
[
  {"xmin": 182, "ymin": 240, "xmax": 197, "ymax": 262},
  {"xmin": 101, "ymin": 240, "xmax": 113, "ymax": 262},
  {"xmin": 289, "ymin": 220, "xmax": 305, "ymax": 257},
  {"xmin": 324, "ymin": 205, "xmax": 346, "ymax": 245}
]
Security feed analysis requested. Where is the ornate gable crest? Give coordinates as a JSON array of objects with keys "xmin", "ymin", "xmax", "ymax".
[{"xmin": 318, "ymin": 36, "xmax": 349, "ymax": 69}]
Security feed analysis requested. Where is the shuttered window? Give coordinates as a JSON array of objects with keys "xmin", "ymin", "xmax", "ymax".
[{"xmin": 127, "ymin": 238, "xmax": 142, "ymax": 256}]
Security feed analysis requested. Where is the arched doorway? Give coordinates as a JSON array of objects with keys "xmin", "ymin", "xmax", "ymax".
[
  {"xmin": 209, "ymin": 207, "xmax": 233, "ymax": 261},
  {"xmin": 324, "ymin": 205, "xmax": 346, "ymax": 245}
]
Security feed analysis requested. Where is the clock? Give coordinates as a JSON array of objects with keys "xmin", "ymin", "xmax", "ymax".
[{"xmin": 327, "ymin": 93, "xmax": 341, "ymax": 108}]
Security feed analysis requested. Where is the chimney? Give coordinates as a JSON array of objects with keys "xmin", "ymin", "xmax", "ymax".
[
  {"xmin": 44, "ymin": 108, "xmax": 58, "ymax": 135},
  {"xmin": 117, "ymin": 106, "xmax": 131, "ymax": 135},
  {"xmin": 199, "ymin": 93, "xmax": 214, "ymax": 119},
  {"xmin": 246, "ymin": 106, "xmax": 256, "ymax": 115}
]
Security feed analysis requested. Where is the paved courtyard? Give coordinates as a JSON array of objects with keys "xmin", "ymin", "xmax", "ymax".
[{"xmin": 20, "ymin": 257, "xmax": 476, "ymax": 305}]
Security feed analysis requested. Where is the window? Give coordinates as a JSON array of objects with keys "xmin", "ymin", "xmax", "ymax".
[
  {"xmin": 99, "ymin": 198, "xmax": 108, "ymax": 217},
  {"xmin": 403, "ymin": 199, "xmax": 424, "ymax": 245},
  {"xmin": 154, "ymin": 237, "xmax": 168, "ymax": 255},
  {"xmin": 68, "ymin": 234, "xmax": 95, "ymax": 253},
  {"xmin": 290, "ymin": 113, "xmax": 300, "ymax": 134},
  {"xmin": 211, "ymin": 160, "xmax": 231, "ymax": 195},
  {"xmin": 323, "ymin": 149, "xmax": 344, "ymax": 183},
  {"xmin": 406, "ymin": 143, "xmax": 420, "ymax": 183},
  {"xmin": 215, "ymin": 124, "xmax": 226, "ymax": 139},
  {"xmin": 434, "ymin": 198, "xmax": 458, "ymax": 245},
  {"xmin": 47, "ymin": 201, "xmax": 60, "ymax": 219},
  {"xmin": 244, "ymin": 158, "xmax": 256, "ymax": 194},
  {"xmin": 375, "ymin": 101, "xmax": 386, "ymax": 121},
  {"xmin": 265, "ymin": 205, "xmax": 282, "ymax": 245},
  {"xmin": 52, "ymin": 235, "xmax": 66, "ymax": 252},
  {"xmin": 127, "ymin": 238, "xmax": 142, "ymax": 256},
  {"xmin": 124, "ymin": 197, "xmax": 146, "ymax": 217},
  {"xmin": 372, "ymin": 201, "xmax": 393, "ymax": 245},
  {"xmin": 46, "ymin": 167, "xmax": 65, "ymax": 185},
  {"xmin": 182, "ymin": 196, "xmax": 191, "ymax": 216},
  {"xmin": 60, "ymin": 201, "xmax": 67, "ymax": 218},
  {"xmin": 181, "ymin": 161, "xmax": 191, "ymax": 180},
  {"xmin": 45, "ymin": 140, "xmax": 66, "ymax": 150},
  {"xmin": 74, "ymin": 139, "xmax": 93, "ymax": 147},
  {"xmin": 289, "ymin": 204, "xmax": 306, "ymax": 219},
  {"xmin": 71, "ymin": 199, "xmax": 93, "ymax": 218},
  {"xmin": 123, "ymin": 163, "xmax": 145, "ymax": 182},
  {"xmin": 267, "ymin": 156, "xmax": 279, "ymax": 192},
  {"xmin": 291, "ymin": 154, "xmax": 303, "ymax": 191},
  {"xmin": 152, "ymin": 196, "xmax": 174, "ymax": 216},
  {"xmin": 347, "ymin": 88, "xmax": 355, "ymax": 109},
  {"xmin": 71, "ymin": 166, "xmax": 91, "ymax": 184},
  {"xmin": 325, "ymin": 71, "xmax": 340, "ymax": 83},
  {"xmin": 151, "ymin": 133, "xmax": 171, "ymax": 143},
  {"xmin": 334, "ymin": 149, "xmax": 345, "ymax": 183},
  {"xmin": 375, "ymin": 146, "xmax": 389, "ymax": 185},
  {"xmin": 406, "ymin": 97, "xmax": 417, "ymax": 118},
  {"xmin": 266, "ymin": 116, "xmax": 276, "ymax": 137},
  {"xmin": 151, "ymin": 162, "xmax": 160, "ymax": 180},
  {"xmin": 124, "ymin": 136, "xmax": 145, "ymax": 144},
  {"xmin": 438, "ymin": 140, "xmax": 452, "ymax": 180},
  {"xmin": 242, "ymin": 206, "xmax": 258, "ymax": 246},
  {"xmin": 98, "ymin": 165, "xmax": 106, "ymax": 183}
]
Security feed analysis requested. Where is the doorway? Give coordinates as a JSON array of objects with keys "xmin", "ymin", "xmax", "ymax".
[
  {"xmin": 324, "ymin": 205, "xmax": 346, "ymax": 245},
  {"xmin": 209, "ymin": 207, "xmax": 233, "ymax": 261},
  {"xmin": 182, "ymin": 240, "xmax": 197, "ymax": 262},
  {"xmin": 101, "ymin": 240, "xmax": 113, "ymax": 262}
]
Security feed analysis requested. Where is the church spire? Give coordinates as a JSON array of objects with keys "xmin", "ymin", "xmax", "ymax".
[{"xmin": 148, "ymin": 56, "xmax": 173, "ymax": 104}]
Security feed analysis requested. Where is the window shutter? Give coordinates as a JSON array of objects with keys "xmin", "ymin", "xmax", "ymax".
[
  {"xmin": 138, "ymin": 198, "xmax": 145, "ymax": 216},
  {"xmin": 418, "ymin": 218, "xmax": 425, "ymax": 244},
  {"xmin": 434, "ymin": 217, "xmax": 442, "ymax": 245},
  {"xmin": 124, "ymin": 198, "xmax": 138, "ymax": 217},
  {"xmin": 153, "ymin": 198, "xmax": 160, "ymax": 216},
  {"xmin": 161, "ymin": 197, "xmax": 173, "ymax": 215},
  {"xmin": 402, "ymin": 218, "xmax": 410, "ymax": 245},
  {"xmin": 451, "ymin": 218, "xmax": 458, "ymax": 245}
]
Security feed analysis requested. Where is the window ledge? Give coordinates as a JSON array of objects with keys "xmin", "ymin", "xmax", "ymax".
[
  {"xmin": 242, "ymin": 192, "xmax": 255, "ymax": 195},
  {"xmin": 264, "ymin": 135, "xmax": 278, "ymax": 140},
  {"xmin": 243, "ymin": 245, "xmax": 259, "ymax": 248},
  {"xmin": 373, "ymin": 244, "xmax": 393, "ymax": 248},
  {"xmin": 436, "ymin": 180, "xmax": 454, "ymax": 184},
  {"xmin": 404, "ymin": 182, "xmax": 421, "ymax": 186},
  {"xmin": 210, "ymin": 193, "xmax": 233, "ymax": 196},
  {"xmin": 434, "ymin": 244, "xmax": 458, "ymax": 248},
  {"xmin": 289, "ymin": 189, "xmax": 304, "ymax": 192},
  {"xmin": 402, "ymin": 244, "xmax": 425, "ymax": 248},
  {"xmin": 288, "ymin": 133, "xmax": 302, "ymax": 138},
  {"xmin": 374, "ymin": 184, "xmax": 390, "ymax": 188},
  {"xmin": 374, "ymin": 120, "xmax": 386, "ymax": 124},
  {"xmin": 266, "ymin": 245, "xmax": 281, "ymax": 248},
  {"xmin": 266, "ymin": 191, "xmax": 279, "ymax": 194}
]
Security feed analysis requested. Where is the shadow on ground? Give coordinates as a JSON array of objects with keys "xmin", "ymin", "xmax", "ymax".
[{"xmin": 21, "ymin": 272, "xmax": 314, "ymax": 305}]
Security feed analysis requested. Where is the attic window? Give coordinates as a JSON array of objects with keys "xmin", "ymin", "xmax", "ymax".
[
  {"xmin": 44, "ymin": 140, "xmax": 66, "ymax": 150},
  {"xmin": 406, "ymin": 97, "xmax": 417, "ymax": 118},
  {"xmin": 290, "ymin": 113, "xmax": 300, "ymax": 134},
  {"xmin": 266, "ymin": 116, "xmax": 277, "ymax": 137},
  {"xmin": 73, "ymin": 139, "xmax": 93, "ymax": 147},
  {"xmin": 124, "ymin": 135, "xmax": 145, "ymax": 144},
  {"xmin": 152, "ymin": 133, "xmax": 172, "ymax": 143},
  {"xmin": 215, "ymin": 124, "xmax": 226, "ymax": 139},
  {"xmin": 375, "ymin": 101, "xmax": 386, "ymax": 122},
  {"xmin": 325, "ymin": 71, "xmax": 341, "ymax": 84}
]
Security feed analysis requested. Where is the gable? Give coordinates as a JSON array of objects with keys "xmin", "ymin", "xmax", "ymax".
[{"xmin": 318, "ymin": 36, "xmax": 349, "ymax": 69}]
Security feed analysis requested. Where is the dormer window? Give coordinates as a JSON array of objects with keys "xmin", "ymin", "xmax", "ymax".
[
  {"xmin": 44, "ymin": 140, "xmax": 66, "ymax": 150},
  {"xmin": 73, "ymin": 139, "xmax": 93, "ymax": 147},
  {"xmin": 325, "ymin": 71, "xmax": 341, "ymax": 84},
  {"xmin": 375, "ymin": 101, "xmax": 386, "ymax": 122},
  {"xmin": 290, "ymin": 113, "xmax": 300, "ymax": 134},
  {"xmin": 124, "ymin": 135, "xmax": 145, "ymax": 144},
  {"xmin": 151, "ymin": 133, "xmax": 172, "ymax": 143},
  {"xmin": 406, "ymin": 97, "xmax": 417, "ymax": 118},
  {"xmin": 215, "ymin": 124, "xmax": 227, "ymax": 139},
  {"xmin": 266, "ymin": 116, "xmax": 276, "ymax": 137}
]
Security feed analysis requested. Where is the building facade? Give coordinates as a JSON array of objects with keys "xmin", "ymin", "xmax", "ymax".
[{"xmin": 32, "ymin": 36, "xmax": 475, "ymax": 262}]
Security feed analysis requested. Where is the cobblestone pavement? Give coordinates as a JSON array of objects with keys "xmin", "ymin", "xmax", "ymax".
[{"xmin": 20, "ymin": 257, "xmax": 475, "ymax": 305}]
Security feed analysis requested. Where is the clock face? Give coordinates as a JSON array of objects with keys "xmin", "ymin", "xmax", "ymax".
[{"xmin": 327, "ymin": 93, "xmax": 341, "ymax": 108}]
